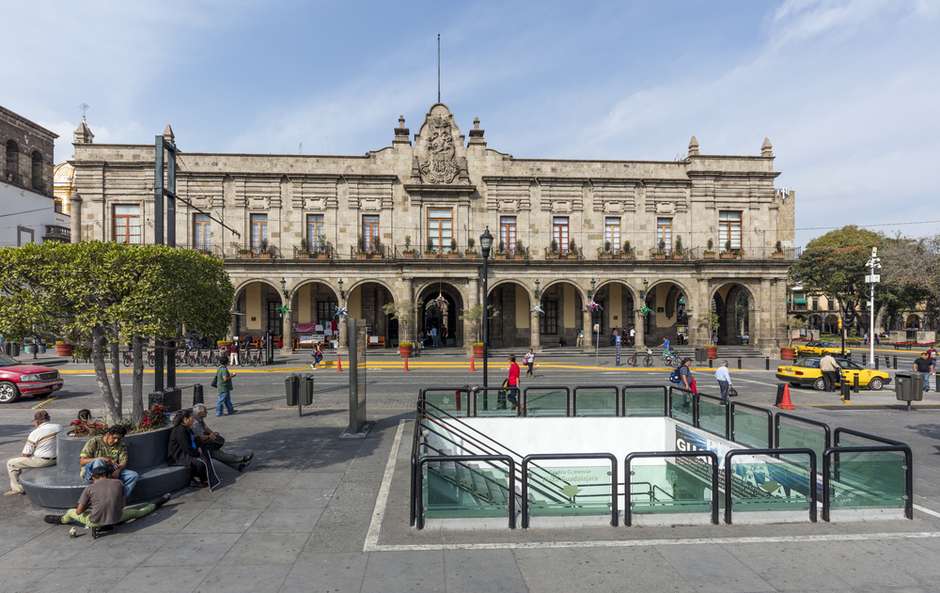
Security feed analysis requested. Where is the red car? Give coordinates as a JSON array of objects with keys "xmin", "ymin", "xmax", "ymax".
[{"xmin": 0, "ymin": 353, "xmax": 64, "ymax": 403}]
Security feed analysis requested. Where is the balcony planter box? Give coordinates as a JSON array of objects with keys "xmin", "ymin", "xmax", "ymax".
[
  {"xmin": 237, "ymin": 249, "xmax": 252, "ymax": 258},
  {"xmin": 719, "ymin": 251, "xmax": 737, "ymax": 260},
  {"xmin": 652, "ymin": 253, "xmax": 667, "ymax": 261},
  {"xmin": 54, "ymin": 341, "xmax": 73, "ymax": 357},
  {"xmin": 402, "ymin": 249, "xmax": 418, "ymax": 258},
  {"xmin": 703, "ymin": 250, "xmax": 717, "ymax": 259},
  {"xmin": 771, "ymin": 251, "xmax": 786, "ymax": 259},
  {"xmin": 295, "ymin": 252, "xmax": 311, "ymax": 260},
  {"xmin": 314, "ymin": 252, "xmax": 331, "ymax": 261},
  {"xmin": 671, "ymin": 253, "xmax": 685, "ymax": 261},
  {"xmin": 255, "ymin": 252, "xmax": 273, "ymax": 260}
]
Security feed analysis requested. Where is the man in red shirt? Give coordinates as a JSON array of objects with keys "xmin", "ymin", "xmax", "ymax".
[{"xmin": 506, "ymin": 355, "xmax": 521, "ymax": 410}]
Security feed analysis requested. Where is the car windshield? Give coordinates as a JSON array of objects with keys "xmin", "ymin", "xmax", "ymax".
[
  {"xmin": 796, "ymin": 358, "xmax": 820, "ymax": 368},
  {"xmin": 0, "ymin": 354, "xmax": 19, "ymax": 367},
  {"xmin": 838, "ymin": 359, "xmax": 861, "ymax": 369}
]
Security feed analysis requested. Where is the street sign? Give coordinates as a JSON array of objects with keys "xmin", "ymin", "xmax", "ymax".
[{"xmin": 865, "ymin": 274, "xmax": 881, "ymax": 283}]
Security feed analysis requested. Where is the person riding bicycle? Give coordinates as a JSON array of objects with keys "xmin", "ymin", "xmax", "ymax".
[{"xmin": 661, "ymin": 337, "xmax": 672, "ymax": 358}]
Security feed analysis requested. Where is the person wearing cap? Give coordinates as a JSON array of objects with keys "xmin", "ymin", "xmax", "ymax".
[
  {"xmin": 5, "ymin": 411, "xmax": 61, "ymax": 496},
  {"xmin": 44, "ymin": 464, "xmax": 170, "ymax": 537},
  {"xmin": 79, "ymin": 425, "xmax": 138, "ymax": 498}
]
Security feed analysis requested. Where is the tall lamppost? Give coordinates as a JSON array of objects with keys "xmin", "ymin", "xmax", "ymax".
[
  {"xmin": 480, "ymin": 227, "xmax": 493, "ymax": 388},
  {"xmin": 866, "ymin": 247, "xmax": 881, "ymax": 368}
]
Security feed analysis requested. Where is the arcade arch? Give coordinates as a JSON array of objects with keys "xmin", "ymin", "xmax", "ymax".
[
  {"xmin": 711, "ymin": 283, "xmax": 756, "ymax": 346},
  {"xmin": 643, "ymin": 281, "xmax": 688, "ymax": 346},
  {"xmin": 592, "ymin": 281, "xmax": 636, "ymax": 345},
  {"xmin": 487, "ymin": 280, "xmax": 531, "ymax": 349},
  {"xmin": 289, "ymin": 280, "xmax": 339, "ymax": 349},
  {"xmin": 348, "ymin": 281, "xmax": 396, "ymax": 347},
  {"xmin": 417, "ymin": 281, "xmax": 465, "ymax": 348},
  {"xmin": 232, "ymin": 280, "xmax": 285, "ymax": 341},
  {"xmin": 539, "ymin": 280, "xmax": 584, "ymax": 348}
]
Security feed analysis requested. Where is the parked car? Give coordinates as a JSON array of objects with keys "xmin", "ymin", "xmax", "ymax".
[
  {"xmin": 794, "ymin": 341, "xmax": 850, "ymax": 357},
  {"xmin": 0, "ymin": 353, "xmax": 64, "ymax": 403},
  {"xmin": 776, "ymin": 356, "xmax": 890, "ymax": 391}
]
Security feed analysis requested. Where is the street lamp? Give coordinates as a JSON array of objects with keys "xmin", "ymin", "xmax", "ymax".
[
  {"xmin": 480, "ymin": 227, "xmax": 493, "ymax": 388},
  {"xmin": 866, "ymin": 247, "xmax": 882, "ymax": 368}
]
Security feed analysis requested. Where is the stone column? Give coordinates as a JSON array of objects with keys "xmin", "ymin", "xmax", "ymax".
[
  {"xmin": 582, "ymin": 307, "xmax": 593, "ymax": 352},
  {"xmin": 69, "ymin": 193, "xmax": 82, "ymax": 243},
  {"xmin": 281, "ymin": 309, "xmax": 293, "ymax": 354},
  {"xmin": 530, "ymin": 308, "xmax": 541, "ymax": 351},
  {"xmin": 337, "ymin": 315, "xmax": 348, "ymax": 353},
  {"xmin": 634, "ymin": 308, "xmax": 645, "ymax": 348},
  {"xmin": 401, "ymin": 280, "xmax": 415, "ymax": 344},
  {"xmin": 466, "ymin": 277, "xmax": 479, "ymax": 353}
]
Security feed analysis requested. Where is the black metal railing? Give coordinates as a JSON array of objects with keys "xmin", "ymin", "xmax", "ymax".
[
  {"xmin": 730, "ymin": 400, "xmax": 775, "ymax": 448},
  {"xmin": 822, "ymin": 444, "xmax": 913, "ymax": 521},
  {"xmin": 415, "ymin": 454, "xmax": 515, "ymax": 529},
  {"xmin": 522, "ymin": 386, "xmax": 571, "ymax": 416},
  {"xmin": 624, "ymin": 450, "xmax": 720, "ymax": 526},
  {"xmin": 723, "ymin": 448, "xmax": 817, "ymax": 524},
  {"xmin": 521, "ymin": 453, "xmax": 618, "ymax": 528},
  {"xmin": 774, "ymin": 412, "xmax": 832, "ymax": 452}
]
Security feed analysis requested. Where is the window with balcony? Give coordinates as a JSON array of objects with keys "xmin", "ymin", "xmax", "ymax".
[
  {"xmin": 604, "ymin": 216, "xmax": 621, "ymax": 251},
  {"xmin": 192, "ymin": 213, "xmax": 212, "ymax": 251},
  {"xmin": 427, "ymin": 208, "xmax": 453, "ymax": 252},
  {"xmin": 656, "ymin": 217, "xmax": 672, "ymax": 252},
  {"xmin": 719, "ymin": 210, "xmax": 742, "ymax": 251},
  {"xmin": 361, "ymin": 214, "xmax": 380, "ymax": 252},
  {"xmin": 249, "ymin": 213, "xmax": 268, "ymax": 252},
  {"xmin": 552, "ymin": 216, "xmax": 569, "ymax": 254},
  {"xmin": 113, "ymin": 204, "xmax": 142, "ymax": 244},
  {"xmin": 499, "ymin": 215, "xmax": 517, "ymax": 254},
  {"xmin": 306, "ymin": 213, "xmax": 325, "ymax": 252}
]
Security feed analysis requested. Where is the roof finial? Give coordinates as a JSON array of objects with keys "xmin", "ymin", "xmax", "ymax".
[
  {"xmin": 79, "ymin": 102, "xmax": 89, "ymax": 122},
  {"xmin": 436, "ymin": 33, "xmax": 441, "ymax": 103},
  {"xmin": 688, "ymin": 135, "xmax": 700, "ymax": 157},
  {"xmin": 761, "ymin": 137, "xmax": 773, "ymax": 157},
  {"xmin": 163, "ymin": 123, "xmax": 175, "ymax": 143}
]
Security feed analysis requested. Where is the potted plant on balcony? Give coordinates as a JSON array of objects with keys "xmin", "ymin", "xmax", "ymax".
[
  {"xmin": 467, "ymin": 237, "xmax": 475, "ymax": 254},
  {"xmin": 703, "ymin": 238, "xmax": 717, "ymax": 259},
  {"xmin": 402, "ymin": 235, "xmax": 416, "ymax": 257},
  {"xmin": 257, "ymin": 239, "xmax": 273, "ymax": 259},
  {"xmin": 426, "ymin": 237, "xmax": 435, "ymax": 256},
  {"xmin": 515, "ymin": 240, "xmax": 525, "ymax": 260},
  {"xmin": 449, "ymin": 238, "xmax": 459, "ymax": 257},
  {"xmin": 623, "ymin": 240, "xmax": 634, "ymax": 259},
  {"xmin": 296, "ymin": 238, "xmax": 311, "ymax": 259},
  {"xmin": 550, "ymin": 239, "xmax": 559, "ymax": 257},
  {"xmin": 568, "ymin": 239, "xmax": 578, "ymax": 259},
  {"xmin": 673, "ymin": 236, "xmax": 685, "ymax": 260},
  {"xmin": 653, "ymin": 240, "xmax": 667, "ymax": 260},
  {"xmin": 315, "ymin": 239, "xmax": 332, "ymax": 261},
  {"xmin": 771, "ymin": 240, "xmax": 786, "ymax": 259},
  {"xmin": 720, "ymin": 240, "xmax": 736, "ymax": 260},
  {"xmin": 706, "ymin": 311, "xmax": 720, "ymax": 359}
]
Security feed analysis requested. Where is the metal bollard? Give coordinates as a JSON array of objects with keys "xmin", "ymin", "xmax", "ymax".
[
  {"xmin": 841, "ymin": 380, "xmax": 851, "ymax": 402},
  {"xmin": 893, "ymin": 356, "xmax": 898, "ymax": 369},
  {"xmin": 875, "ymin": 356, "xmax": 880, "ymax": 370},
  {"xmin": 737, "ymin": 358, "xmax": 742, "ymax": 369},
  {"xmin": 708, "ymin": 359, "xmax": 713, "ymax": 368},
  {"xmin": 765, "ymin": 357, "xmax": 770, "ymax": 370},
  {"xmin": 853, "ymin": 374, "xmax": 860, "ymax": 393},
  {"xmin": 193, "ymin": 383, "xmax": 204, "ymax": 406},
  {"xmin": 862, "ymin": 353, "xmax": 867, "ymax": 366}
]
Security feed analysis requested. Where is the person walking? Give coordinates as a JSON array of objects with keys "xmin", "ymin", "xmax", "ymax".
[
  {"xmin": 819, "ymin": 352, "xmax": 841, "ymax": 392},
  {"xmin": 914, "ymin": 352, "xmax": 935, "ymax": 393},
  {"xmin": 628, "ymin": 326, "xmax": 636, "ymax": 347},
  {"xmin": 677, "ymin": 358, "xmax": 696, "ymax": 411},
  {"xmin": 213, "ymin": 358, "xmax": 236, "ymax": 416},
  {"xmin": 715, "ymin": 360, "xmax": 732, "ymax": 404},
  {"xmin": 614, "ymin": 329, "xmax": 623, "ymax": 366},
  {"xmin": 5, "ymin": 411, "xmax": 61, "ymax": 496},
  {"xmin": 523, "ymin": 348, "xmax": 535, "ymax": 376},
  {"xmin": 310, "ymin": 342, "xmax": 324, "ymax": 369},
  {"xmin": 430, "ymin": 326, "xmax": 439, "ymax": 348},
  {"xmin": 228, "ymin": 338, "xmax": 240, "ymax": 367},
  {"xmin": 506, "ymin": 355, "xmax": 521, "ymax": 410}
]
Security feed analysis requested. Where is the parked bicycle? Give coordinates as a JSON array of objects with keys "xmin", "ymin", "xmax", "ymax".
[{"xmin": 628, "ymin": 347, "xmax": 654, "ymax": 367}]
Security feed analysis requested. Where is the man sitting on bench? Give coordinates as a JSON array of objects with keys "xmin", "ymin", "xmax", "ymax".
[
  {"xmin": 79, "ymin": 426, "xmax": 138, "ymax": 498},
  {"xmin": 44, "ymin": 463, "xmax": 169, "ymax": 537}
]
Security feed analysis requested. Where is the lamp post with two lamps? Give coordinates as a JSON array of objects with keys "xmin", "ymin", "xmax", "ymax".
[{"xmin": 479, "ymin": 227, "xmax": 494, "ymax": 388}]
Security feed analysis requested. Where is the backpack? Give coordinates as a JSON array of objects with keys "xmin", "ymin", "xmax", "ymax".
[{"xmin": 669, "ymin": 368, "xmax": 681, "ymax": 384}]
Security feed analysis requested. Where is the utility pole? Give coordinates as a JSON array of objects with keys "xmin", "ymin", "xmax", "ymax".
[{"xmin": 866, "ymin": 247, "xmax": 882, "ymax": 368}]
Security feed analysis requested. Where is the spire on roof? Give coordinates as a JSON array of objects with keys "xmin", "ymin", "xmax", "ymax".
[
  {"xmin": 73, "ymin": 119, "xmax": 94, "ymax": 145},
  {"xmin": 163, "ymin": 123, "xmax": 175, "ymax": 143},
  {"xmin": 687, "ymin": 135, "xmax": 700, "ymax": 157},
  {"xmin": 761, "ymin": 137, "xmax": 773, "ymax": 157}
]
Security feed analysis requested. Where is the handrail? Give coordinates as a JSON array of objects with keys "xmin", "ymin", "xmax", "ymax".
[
  {"xmin": 730, "ymin": 401, "xmax": 775, "ymax": 448},
  {"xmin": 416, "ymin": 454, "xmax": 515, "ymax": 529},
  {"xmin": 667, "ymin": 386, "xmax": 697, "ymax": 424},
  {"xmin": 723, "ymin": 447, "xmax": 817, "ymax": 524},
  {"xmin": 822, "ymin": 444, "xmax": 913, "ymax": 521},
  {"xmin": 522, "ymin": 386, "xmax": 571, "ymax": 416},
  {"xmin": 621, "ymin": 385, "xmax": 668, "ymax": 417},
  {"xmin": 472, "ymin": 386, "xmax": 520, "ymax": 416},
  {"xmin": 521, "ymin": 453, "xmax": 618, "ymax": 528},
  {"xmin": 419, "ymin": 387, "xmax": 471, "ymax": 415},
  {"xmin": 774, "ymin": 412, "xmax": 832, "ymax": 451},
  {"xmin": 573, "ymin": 385, "xmax": 620, "ymax": 416},
  {"xmin": 834, "ymin": 427, "xmax": 905, "ymax": 448},
  {"xmin": 696, "ymin": 391, "xmax": 730, "ymax": 439},
  {"xmin": 624, "ymin": 450, "xmax": 720, "ymax": 526},
  {"xmin": 420, "ymin": 441, "xmax": 510, "ymax": 504},
  {"xmin": 409, "ymin": 406, "xmax": 422, "ymax": 526}
]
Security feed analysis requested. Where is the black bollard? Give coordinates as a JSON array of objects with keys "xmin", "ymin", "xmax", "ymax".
[
  {"xmin": 193, "ymin": 383, "xmax": 204, "ymax": 406},
  {"xmin": 737, "ymin": 358, "xmax": 742, "ymax": 369},
  {"xmin": 765, "ymin": 357, "xmax": 770, "ymax": 370}
]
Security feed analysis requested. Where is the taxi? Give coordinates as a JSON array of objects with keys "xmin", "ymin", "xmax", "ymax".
[
  {"xmin": 794, "ymin": 341, "xmax": 850, "ymax": 357},
  {"xmin": 776, "ymin": 356, "xmax": 890, "ymax": 391}
]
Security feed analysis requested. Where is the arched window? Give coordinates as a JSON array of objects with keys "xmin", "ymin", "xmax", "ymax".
[
  {"xmin": 5, "ymin": 140, "xmax": 18, "ymax": 182},
  {"xmin": 31, "ymin": 151, "xmax": 43, "ymax": 190}
]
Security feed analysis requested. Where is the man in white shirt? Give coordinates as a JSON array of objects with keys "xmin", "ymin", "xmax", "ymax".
[
  {"xmin": 5, "ymin": 410, "xmax": 60, "ymax": 496},
  {"xmin": 715, "ymin": 361, "xmax": 733, "ymax": 404},
  {"xmin": 628, "ymin": 327, "xmax": 636, "ymax": 346}
]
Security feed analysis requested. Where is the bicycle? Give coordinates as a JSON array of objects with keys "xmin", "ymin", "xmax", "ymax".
[
  {"xmin": 627, "ymin": 347, "xmax": 654, "ymax": 367},
  {"xmin": 662, "ymin": 350, "xmax": 680, "ymax": 367}
]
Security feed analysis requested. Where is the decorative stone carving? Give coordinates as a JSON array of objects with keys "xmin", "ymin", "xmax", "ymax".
[{"xmin": 418, "ymin": 114, "xmax": 459, "ymax": 184}]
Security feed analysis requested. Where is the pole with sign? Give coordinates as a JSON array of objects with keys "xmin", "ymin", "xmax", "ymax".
[{"xmin": 866, "ymin": 247, "xmax": 882, "ymax": 368}]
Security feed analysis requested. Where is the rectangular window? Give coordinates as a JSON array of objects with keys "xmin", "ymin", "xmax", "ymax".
[
  {"xmin": 656, "ymin": 217, "xmax": 672, "ymax": 252},
  {"xmin": 361, "ymin": 214, "xmax": 380, "ymax": 252},
  {"xmin": 719, "ymin": 210, "xmax": 742, "ymax": 251},
  {"xmin": 249, "ymin": 213, "xmax": 268, "ymax": 252},
  {"xmin": 499, "ymin": 215, "xmax": 517, "ymax": 254},
  {"xmin": 541, "ymin": 299, "xmax": 559, "ymax": 335},
  {"xmin": 552, "ymin": 216, "xmax": 569, "ymax": 254},
  {"xmin": 316, "ymin": 300, "xmax": 335, "ymax": 326},
  {"xmin": 16, "ymin": 226, "xmax": 34, "ymax": 246},
  {"xmin": 427, "ymin": 208, "xmax": 453, "ymax": 252},
  {"xmin": 306, "ymin": 213, "xmax": 325, "ymax": 252},
  {"xmin": 192, "ymin": 213, "xmax": 212, "ymax": 251},
  {"xmin": 113, "ymin": 204, "xmax": 142, "ymax": 244},
  {"xmin": 604, "ymin": 216, "xmax": 621, "ymax": 251}
]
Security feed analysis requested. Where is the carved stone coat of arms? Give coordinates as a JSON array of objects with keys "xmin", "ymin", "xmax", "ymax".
[{"xmin": 419, "ymin": 115, "xmax": 459, "ymax": 184}]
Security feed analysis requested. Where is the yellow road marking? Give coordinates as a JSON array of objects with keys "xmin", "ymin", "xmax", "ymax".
[{"xmin": 31, "ymin": 397, "xmax": 56, "ymax": 410}]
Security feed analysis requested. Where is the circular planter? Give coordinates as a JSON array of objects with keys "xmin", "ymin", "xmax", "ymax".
[
  {"xmin": 55, "ymin": 342, "xmax": 73, "ymax": 357},
  {"xmin": 780, "ymin": 347, "xmax": 796, "ymax": 361},
  {"xmin": 706, "ymin": 346, "xmax": 718, "ymax": 360},
  {"xmin": 399, "ymin": 344, "xmax": 413, "ymax": 358}
]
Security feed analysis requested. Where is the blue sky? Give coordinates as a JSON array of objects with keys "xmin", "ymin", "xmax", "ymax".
[{"xmin": 6, "ymin": 0, "xmax": 939, "ymax": 245}]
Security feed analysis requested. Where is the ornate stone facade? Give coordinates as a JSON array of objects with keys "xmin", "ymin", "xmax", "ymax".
[{"xmin": 67, "ymin": 103, "xmax": 795, "ymax": 353}]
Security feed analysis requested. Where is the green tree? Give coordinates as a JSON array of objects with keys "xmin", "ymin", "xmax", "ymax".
[
  {"xmin": 0, "ymin": 242, "xmax": 233, "ymax": 421},
  {"xmin": 879, "ymin": 234, "xmax": 940, "ymax": 330}
]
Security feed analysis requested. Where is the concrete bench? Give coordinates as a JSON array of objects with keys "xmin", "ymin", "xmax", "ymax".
[{"xmin": 19, "ymin": 425, "xmax": 190, "ymax": 509}]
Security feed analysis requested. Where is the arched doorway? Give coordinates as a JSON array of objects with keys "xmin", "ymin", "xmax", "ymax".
[
  {"xmin": 488, "ymin": 281, "xmax": 531, "ymax": 349},
  {"xmin": 417, "ymin": 281, "xmax": 464, "ymax": 348},
  {"xmin": 712, "ymin": 283, "xmax": 754, "ymax": 346},
  {"xmin": 593, "ymin": 281, "xmax": 636, "ymax": 346},
  {"xmin": 290, "ymin": 280, "xmax": 339, "ymax": 349},
  {"xmin": 540, "ymin": 281, "xmax": 584, "ymax": 348},
  {"xmin": 906, "ymin": 314, "xmax": 921, "ymax": 330},
  {"xmin": 823, "ymin": 314, "xmax": 839, "ymax": 334},
  {"xmin": 808, "ymin": 314, "xmax": 822, "ymax": 331},
  {"xmin": 644, "ymin": 281, "xmax": 688, "ymax": 346},
  {"xmin": 232, "ymin": 280, "xmax": 285, "ymax": 343},
  {"xmin": 348, "ymin": 281, "xmax": 396, "ymax": 347}
]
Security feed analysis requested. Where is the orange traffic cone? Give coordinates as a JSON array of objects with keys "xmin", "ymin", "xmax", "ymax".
[
  {"xmin": 336, "ymin": 352, "xmax": 343, "ymax": 372},
  {"xmin": 403, "ymin": 355, "xmax": 410, "ymax": 372},
  {"xmin": 778, "ymin": 383, "xmax": 795, "ymax": 410},
  {"xmin": 469, "ymin": 354, "xmax": 476, "ymax": 372}
]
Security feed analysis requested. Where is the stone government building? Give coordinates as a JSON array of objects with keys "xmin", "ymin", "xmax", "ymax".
[{"xmin": 66, "ymin": 103, "xmax": 795, "ymax": 353}]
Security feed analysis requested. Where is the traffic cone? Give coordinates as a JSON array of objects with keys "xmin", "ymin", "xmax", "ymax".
[
  {"xmin": 403, "ymin": 355, "xmax": 410, "ymax": 372},
  {"xmin": 469, "ymin": 354, "xmax": 476, "ymax": 372},
  {"xmin": 778, "ymin": 383, "xmax": 795, "ymax": 410},
  {"xmin": 336, "ymin": 352, "xmax": 343, "ymax": 372}
]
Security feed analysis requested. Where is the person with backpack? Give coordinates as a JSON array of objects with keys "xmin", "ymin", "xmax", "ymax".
[
  {"xmin": 212, "ymin": 358, "xmax": 236, "ymax": 416},
  {"xmin": 669, "ymin": 358, "xmax": 696, "ymax": 411}
]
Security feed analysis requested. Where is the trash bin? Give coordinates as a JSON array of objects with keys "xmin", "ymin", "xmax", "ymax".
[
  {"xmin": 193, "ymin": 383, "xmax": 205, "ymax": 406},
  {"xmin": 302, "ymin": 374, "xmax": 314, "ymax": 406},
  {"xmin": 896, "ymin": 373, "xmax": 924, "ymax": 403},
  {"xmin": 285, "ymin": 374, "xmax": 300, "ymax": 406},
  {"xmin": 694, "ymin": 347, "xmax": 707, "ymax": 363}
]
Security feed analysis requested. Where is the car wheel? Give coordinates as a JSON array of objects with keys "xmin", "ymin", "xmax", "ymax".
[
  {"xmin": 0, "ymin": 382, "xmax": 20, "ymax": 404},
  {"xmin": 813, "ymin": 377, "xmax": 827, "ymax": 391},
  {"xmin": 868, "ymin": 377, "xmax": 884, "ymax": 391}
]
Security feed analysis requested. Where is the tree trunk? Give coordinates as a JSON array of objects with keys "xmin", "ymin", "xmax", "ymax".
[
  {"xmin": 110, "ymin": 325, "xmax": 123, "ymax": 416},
  {"xmin": 92, "ymin": 326, "xmax": 121, "ymax": 422},
  {"xmin": 132, "ymin": 335, "xmax": 145, "ymax": 422}
]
